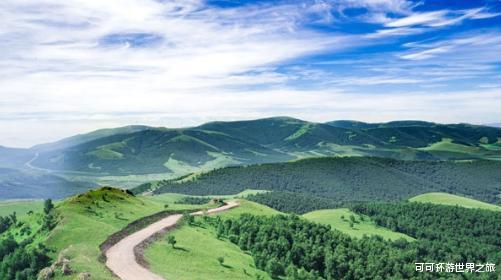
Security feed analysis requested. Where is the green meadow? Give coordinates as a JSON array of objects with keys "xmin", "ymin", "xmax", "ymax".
[
  {"xmin": 146, "ymin": 225, "xmax": 270, "ymax": 280},
  {"xmin": 0, "ymin": 199, "xmax": 43, "ymax": 217},
  {"xmin": 409, "ymin": 192, "xmax": 501, "ymax": 211},
  {"xmin": 44, "ymin": 188, "xmax": 209, "ymax": 279},
  {"xmin": 145, "ymin": 199, "xmax": 276, "ymax": 280},
  {"xmin": 303, "ymin": 208, "xmax": 414, "ymax": 241}
]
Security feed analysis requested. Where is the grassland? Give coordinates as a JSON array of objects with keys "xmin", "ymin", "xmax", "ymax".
[
  {"xmin": 146, "ymin": 224, "xmax": 270, "ymax": 280},
  {"xmin": 417, "ymin": 138, "xmax": 492, "ymax": 159},
  {"xmin": 0, "ymin": 199, "xmax": 43, "ymax": 217},
  {"xmin": 303, "ymin": 208, "xmax": 414, "ymax": 241},
  {"xmin": 149, "ymin": 189, "xmax": 268, "ymax": 205},
  {"xmin": 145, "ymin": 199, "xmax": 276, "ymax": 280},
  {"xmin": 217, "ymin": 199, "xmax": 279, "ymax": 219},
  {"xmin": 44, "ymin": 188, "xmax": 209, "ymax": 279},
  {"xmin": 409, "ymin": 192, "xmax": 501, "ymax": 211}
]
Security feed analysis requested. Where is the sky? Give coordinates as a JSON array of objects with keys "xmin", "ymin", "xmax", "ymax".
[{"xmin": 1, "ymin": 0, "xmax": 500, "ymax": 147}]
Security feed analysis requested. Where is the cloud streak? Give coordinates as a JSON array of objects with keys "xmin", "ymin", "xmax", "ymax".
[{"xmin": 0, "ymin": 0, "xmax": 500, "ymax": 147}]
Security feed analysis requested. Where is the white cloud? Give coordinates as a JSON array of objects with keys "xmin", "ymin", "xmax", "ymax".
[
  {"xmin": 399, "ymin": 32, "xmax": 501, "ymax": 61},
  {"xmin": 386, "ymin": 8, "xmax": 499, "ymax": 28},
  {"xmin": 0, "ymin": 0, "xmax": 499, "ymax": 147}
]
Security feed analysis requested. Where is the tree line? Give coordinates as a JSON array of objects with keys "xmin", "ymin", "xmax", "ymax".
[
  {"xmin": 205, "ymin": 202, "xmax": 500, "ymax": 279},
  {"xmin": 143, "ymin": 157, "xmax": 501, "ymax": 204},
  {"xmin": 0, "ymin": 199, "xmax": 55, "ymax": 280}
]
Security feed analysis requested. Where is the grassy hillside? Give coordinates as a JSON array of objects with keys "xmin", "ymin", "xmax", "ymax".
[
  {"xmin": 32, "ymin": 126, "xmax": 292, "ymax": 175},
  {"xmin": 0, "ymin": 199, "xmax": 43, "ymax": 217},
  {"xmin": 25, "ymin": 117, "xmax": 501, "ymax": 177},
  {"xmin": 44, "ymin": 187, "xmax": 204, "ymax": 279},
  {"xmin": 410, "ymin": 192, "xmax": 501, "ymax": 211},
  {"xmin": 146, "ymin": 219, "xmax": 270, "ymax": 280},
  {"xmin": 32, "ymin": 125, "xmax": 152, "ymax": 152},
  {"xmin": 145, "ymin": 199, "xmax": 277, "ymax": 280},
  {"xmin": 218, "ymin": 200, "xmax": 280, "ymax": 219},
  {"xmin": 140, "ymin": 157, "xmax": 501, "ymax": 205},
  {"xmin": 303, "ymin": 208, "xmax": 414, "ymax": 241},
  {"xmin": 2, "ymin": 117, "xmax": 500, "ymax": 200}
]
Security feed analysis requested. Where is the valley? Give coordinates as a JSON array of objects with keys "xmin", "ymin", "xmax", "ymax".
[
  {"xmin": 1, "ymin": 118, "xmax": 500, "ymax": 201},
  {"xmin": 0, "ymin": 118, "xmax": 500, "ymax": 279}
]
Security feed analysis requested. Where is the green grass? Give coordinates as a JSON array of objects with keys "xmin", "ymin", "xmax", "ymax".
[
  {"xmin": 285, "ymin": 123, "xmax": 314, "ymax": 141},
  {"xmin": 146, "ymin": 224, "xmax": 270, "ymax": 280},
  {"xmin": 44, "ymin": 187, "xmax": 201, "ymax": 279},
  {"xmin": 0, "ymin": 211, "xmax": 46, "ymax": 244},
  {"xmin": 149, "ymin": 189, "xmax": 268, "ymax": 205},
  {"xmin": 303, "ymin": 208, "xmax": 414, "ymax": 241},
  {"xmin": 0, "ymin": 200, "xmax": 44, "ymax": 217},
  {"xmin": 409, "ymin": 192, "xmax": 501, "ymax": 211},
  {"xmin": 144, "ymin": 199, "xmax": 278, "ymax": 279},
  {"xmin": 218, "ymin": 200, "xmax": 280, "ymax": 219},
  {"xmin": 418, "ymin": 138, "xmax": 485, "ymax": 156}
]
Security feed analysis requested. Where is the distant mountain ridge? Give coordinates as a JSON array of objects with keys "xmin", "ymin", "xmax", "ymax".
[{"xmin": 2, "ymin": 117, "xmax": 500, "ymax": 177}]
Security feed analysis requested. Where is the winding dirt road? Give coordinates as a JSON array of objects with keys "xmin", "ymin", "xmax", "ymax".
[{"xmin": 105, "ymin": 201, "xmax": 239, "ymax": 280}]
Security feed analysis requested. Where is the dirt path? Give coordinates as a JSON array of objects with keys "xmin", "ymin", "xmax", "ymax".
[{"xmin": 105, "ymin": 201, "xmax": 239, "ymax": 280}]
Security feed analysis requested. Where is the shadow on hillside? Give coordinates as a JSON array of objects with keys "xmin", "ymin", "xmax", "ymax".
[{"xmin": 173, "ymin": 246, "xmax": 189, "ymax": 252}]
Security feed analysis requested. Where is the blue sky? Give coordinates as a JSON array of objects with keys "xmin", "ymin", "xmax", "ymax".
[{"xmin": 0, "ymin": 0, "xmax": 500, "ymax": 147}]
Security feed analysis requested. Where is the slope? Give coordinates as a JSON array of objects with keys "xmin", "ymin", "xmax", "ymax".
[
  {"xmin": 22, "ymin": 117, "xmax": 501, "ymax": 179},
  {"xmin": 140, "ymin": 157, "xmax": 501, "ymax": 205},
  {"xmin": 303, "ymin": 208, "xmax": 414, "ymax": 241},
  {"xmin": 44, "ymin": 187, "xmax": 205, "ymax": 279},
  {"xmin": 31, "ymin": 127, "xmax": 292, "ymax": 175},
  {"xmin": 145, "ymin": 200, "xmax": 277, "ymax": 280},
  {"xmin": 409, "ymin": 192, "xmax": 501, "ymax": 211}
]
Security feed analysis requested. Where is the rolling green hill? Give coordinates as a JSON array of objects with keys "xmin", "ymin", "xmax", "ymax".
[
  {"xmin": 31, "ymin": 127, "xmax": 293, "ymax": 175},
  {"xmin": 0, "ymin": 199, "xmax": 43, "ymax": 217},
  {"xmin": 32, "ymin": 125, "xmax": 152, "ymax": 152},
  {"xmin": 43, "ymin": 187, "xmax": 206, "ymax": 279},
  {"xmin": 23, "ymin": 117, "xmax": 501, "ymax": 177},
  {"xmin": 146, "ymin": 223, "xmax": 271, "ymax": 280},
  {"xmin": 139, "ymin": 157, "xmax": 501, "ymax": 205},
  {"xmin": 409, "ymin": 192, "xmax": 501, "ymax": 211},
  {"xmin": 145, "ymin": 200, "xmax": 276, "ymax": 280},
  {"xmin": 302, "ymin": 208, "xmax": 414, "ymax": 241},
  {"xmin": 2, "ymin": 117, "xmax": 501, "ymax": 200}
]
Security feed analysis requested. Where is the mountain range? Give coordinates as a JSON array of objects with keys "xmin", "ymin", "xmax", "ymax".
[{"xmin": 1, "ymin": 117, "xmax": 500, "ymax": 199}]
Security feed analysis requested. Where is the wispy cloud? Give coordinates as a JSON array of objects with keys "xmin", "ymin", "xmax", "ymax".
[
  {"xmin": 0, "ymin": 0, "xmax": 500, "ymax": 147},
  {"xmin": 385, "ymin": 7, "xmax": 498, "ymax": 28}
]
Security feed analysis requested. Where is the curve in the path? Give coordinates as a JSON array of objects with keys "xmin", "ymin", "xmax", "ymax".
[{"xmin": 105, "ymin": 201, "xmax": 239, "ymax": 280}]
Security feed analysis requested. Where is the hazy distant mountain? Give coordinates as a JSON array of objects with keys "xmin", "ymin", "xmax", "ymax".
[
  {"xmin": 32, "ymin": 125, "xmax": 152, "ymax": 152},
  {"xmin": 0, "ymin": 168, "xmax": 95, "ymax": 199},
  {"xmin": 18, "ymin": 117, "xmax": 501, "ymax": 176},
  {"xmin": 0, "ymin": 146, "xmax": 34, "ymax": 169},
  {"xmin": 484, "ymin": 123, "xmax": 501, "ymax": 128}
]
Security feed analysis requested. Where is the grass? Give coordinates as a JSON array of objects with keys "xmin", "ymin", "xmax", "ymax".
[
  {"xmin": 0, "ymin": 200, "xmax": 44, "ymax": 217},
  {"xmin": 409, "ymin": 192, "xmax": 501, "ymax": 211},
  {"xmin": 145, "ymin": 224, "xmax": 270, "ymax": 280},
  {"xmin": 285, "ymin": 123, "xmax": 314, "ymax": 141},
  {"xmin": 303, "ymin": 208, "xmax": 414, "ymax": 241},
  {"xmin": 418, "ymin": 138, "xmax": 487, "ymax": 157},
  {"xmin": 163, "ymin": 151, "xmax": 240, "ymax": 177},
  {"xmin": 44, "ymin": 187, "xmax": 202, "ymax": 279},
  {"xmin": 218, "ymin": 199, "xmax": 280, "ymax": 219},
  {"xmin": 144, "ymin": 199, "xmax": 278, "ymax": 279},
  {"xmin": 149, "ymin": 189, "xmax": 269, "ymax": 205},
  {"xmin": 0, "ymin": 211, "xmax": 46, "ymax": 244}
]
